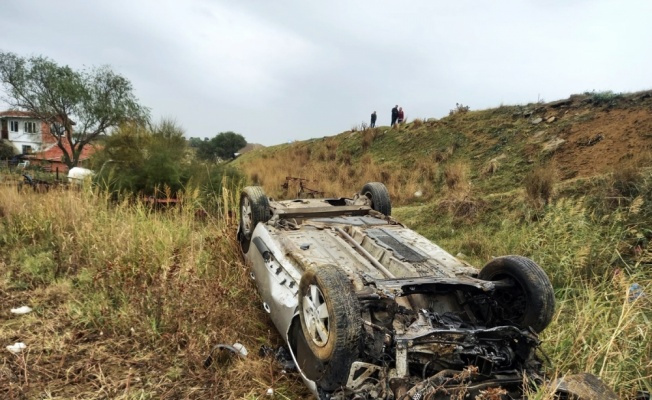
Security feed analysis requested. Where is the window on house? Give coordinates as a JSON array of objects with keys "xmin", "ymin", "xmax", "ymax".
[
  {"xmin": 51, "ymin": 123, "xmax": 64, "ymax": 136},
  {"xmin": 10, "ymin": 120, "xmax": 19, "ymax": 132},
  {"xmin": 22, "ymin": 145, "xmax": 33, "ymax": 154},
  {"xmin": 25, "ymin": 121, "xmax": 37, "ymax": 134}
]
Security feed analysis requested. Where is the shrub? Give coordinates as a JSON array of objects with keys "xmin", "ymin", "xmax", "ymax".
[
  {"xmin": 584, "ymin": 90, "xmax": 623, "ymax": 106},
  {"xmin": 0, "ymin": 139, "xmax": 16, "ymax": 159},
  {"xmin": 449, "ymin": 103, "xmax": 470, "ymax": 116}
]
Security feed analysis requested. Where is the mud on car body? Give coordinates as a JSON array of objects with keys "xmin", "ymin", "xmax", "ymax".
[{"xmin": 237, "ymin": 182, "xmax": 617, "ymax": 399}]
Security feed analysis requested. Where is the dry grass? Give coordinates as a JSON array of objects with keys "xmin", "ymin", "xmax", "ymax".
[
  {"xmin": 434, "ymin": 146, "xmax": 455, "ymax": 163},
  {"xmin": 411, "ymin": 118, "xmax": 424, "ymax": 129},
  {"xmin": 443, "ymin": 162, "xmax": 470, "ymax": 193},
  {"xmin": 437, "ymin": 195, "xmax": 485, "ymax": 221},
  {"xmin": 0, "ymin": 185, "xmax": 310, "ymax": 399},
  {"xmin": 361, "ymin": 129, "xmax": 377, "ymax": 151},
  {"xmin": 524, "ymin": 165, "xmax": 558, "ymax": 206},
  {"xmin": 608, "ymin": 155, "xmax": 648, "ymax": 199},
  {"xmin": 236, "ymin": 142, "xmax": 442, "ymax": 205}
]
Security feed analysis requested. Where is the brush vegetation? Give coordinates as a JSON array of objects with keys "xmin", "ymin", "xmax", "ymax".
[
  {"xmin": 2, "ymin": 91, "xmax": 652, "ymax": 399},
  {"xmin": 0, "ymin": 181, "xmax": 311, "ymax": 399}
]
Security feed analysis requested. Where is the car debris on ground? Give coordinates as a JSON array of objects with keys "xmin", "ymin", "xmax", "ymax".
[{"xmin": 10, "ymin": 306, "xmax": 32, "ymax": 315}]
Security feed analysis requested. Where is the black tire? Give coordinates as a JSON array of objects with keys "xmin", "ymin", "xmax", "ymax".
[
  {"xmin": 299, "ymin": 265, "xmax": 362, "ymax": 391},
  {"xmin": 478, "ymin": 255, "xmax": 555, "ymax": 333},
  {"xmin": 360, "ymin": 182, "xmax": 391, "ymax": 216},
  {"xmin": 239, "ymin": 186, "xmax": 270, "ymax": 253}
]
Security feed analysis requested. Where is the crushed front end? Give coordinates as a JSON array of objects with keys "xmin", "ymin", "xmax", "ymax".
[{"xmin": 327, "ymin": 294, "xmax": 545, "ymax": 399}]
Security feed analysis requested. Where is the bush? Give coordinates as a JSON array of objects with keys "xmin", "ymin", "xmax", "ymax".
[
  {"xmin": 449, "ymin": 103, "xmax": 470, "ymax": 116},
  {"xmin": 584, "ymin": 90, "xmax": 623, "ymax": 106},
  {"xmin": 0, "ymin": 139, "xmax": 16, "ymax": 160}
]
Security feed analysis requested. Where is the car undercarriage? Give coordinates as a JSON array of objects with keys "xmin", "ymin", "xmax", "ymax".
[{"xmin": 237, "ymin": 182, "xmax": 618, "ymax": 399}]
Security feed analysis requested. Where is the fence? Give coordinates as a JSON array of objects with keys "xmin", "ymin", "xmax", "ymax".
[{"xmin": 0, "ymin": 159, "xmax": 67, "ymax": 186}]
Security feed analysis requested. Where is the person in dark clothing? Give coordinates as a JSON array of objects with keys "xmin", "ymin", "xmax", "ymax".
[
  {"xmin": 370, "ymin": 111, "xmax": 377, "ymax": 128},
  {"xmin": 391, "ymin": 105, "xmax": 398, "ymax": 127}
]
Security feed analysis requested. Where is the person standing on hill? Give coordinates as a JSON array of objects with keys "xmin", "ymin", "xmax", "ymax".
[
  {"xmin": 397, "ymin": 107, "xmax": 405, "ymax": 124},
  {"xmin": 391, "ymin": 105, "xmax": 399, "ymax": 127},
  {"xmin": 370, "ymin": 111, "xmax": 377, "ymax": 128}
]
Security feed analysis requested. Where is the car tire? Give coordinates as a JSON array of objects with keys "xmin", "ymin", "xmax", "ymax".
[
  {"xmin": 360, "ymin": 182, "xmax": 392, "ymax": 216},
  {"xmin": 299, "ymin": 265, "xmax": 362, "ymax": 391},
  {"xmin": 478, "ymin": 255, "xmax": 555, "ymax": 333},
  {"xmin": 239, "ymin": 186, "xmax": 270, "ymax": 253}
]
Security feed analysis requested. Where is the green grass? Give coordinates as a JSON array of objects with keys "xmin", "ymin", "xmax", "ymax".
[{"xmin": 394, "ymin": 174, "xmax": 652, "ymax": 398}]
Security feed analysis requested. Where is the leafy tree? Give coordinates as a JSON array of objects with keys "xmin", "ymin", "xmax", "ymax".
[
  {"xmin": 92, "ymin": 120, "xmax": 187, "ymax": 196},
  {"xmin": 0, "ymin": 51, "xmax": 149, "ymax": 168},
  {"xmin": 187, "ymin": 137, "xmax": 205, "ymax": 148},
  {"xmin": 93, "ymin": 120, "xmax": 245, "ymax": 205},
  {"xmin": 196, "ymin": 131, "xmax": 246, "ymax": 161}
]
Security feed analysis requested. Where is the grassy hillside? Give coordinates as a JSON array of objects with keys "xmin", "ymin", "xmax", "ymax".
[
  {"xmin": 234, "ymin": 90, "xmax": 652, "ymax": 203},
  {"xmin": 1, "ymin": 90, "xmax": 650, "ymax": 399}
]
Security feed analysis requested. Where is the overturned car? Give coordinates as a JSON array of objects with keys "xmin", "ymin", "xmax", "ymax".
[{"xmin": 237, "ymin": 182, "xmax": 617, "ymax": 399}]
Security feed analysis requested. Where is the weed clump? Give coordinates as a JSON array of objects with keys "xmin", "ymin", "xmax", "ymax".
[
  {"xmin": 438, "ymin": 195, "xmax": 485, "ymax": 220},
  {"xmin": 449, "ymin": 103, "xmax": 470, "ymax": 116},
  {"xmin": 584, "ymin": 90, "xmax": 623, "ymax": 106},
  {"xmin": 361, "ymin": 129, "xmax": 376, "ymax": 151},
  {"xmin": 443, "ymin": 162, "xmax": 469, "ymax": 192},
  {"xmin": 610, "ymin": 163, "xmax": 643, "ymax": 198},
  {"xmin": 434, "ymin": 146, "xmax": 455, "ymax": 163},
  {"xmin": 524, "ymin": 166, "xmax": 557, "ymax": 206}
]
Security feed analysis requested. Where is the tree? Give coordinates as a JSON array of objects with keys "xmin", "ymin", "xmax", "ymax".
[
  {"xmin": 92, "ymin": 120, "xmax": 187, "ymax": 196},
  {"xmin": 196, "ymin": 131, "xmax": 247, "ymax": 161},
  {"xmin": 0, "ymin": 139, "xmax": 16, "ymax": 159},
  {"xmin": 0, "ymin": 52, "xmax": 149, "ymax": 168},
  {"xmin": 92, "ymin": 120, "xmax": 245, "ymax": 204},
  {"xmin": 187, "ymin": 137, "xmax": 205, "ymax": 148}
]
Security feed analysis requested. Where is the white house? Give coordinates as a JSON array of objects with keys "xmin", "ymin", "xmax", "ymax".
[{"xmin": 0, "ymin": 110, "xmax": 56, "ymax": 155}]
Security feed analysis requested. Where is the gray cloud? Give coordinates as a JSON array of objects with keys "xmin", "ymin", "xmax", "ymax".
[{"xmin": 1, "ymin": 0, "xmax": 651, "ymax": 145}]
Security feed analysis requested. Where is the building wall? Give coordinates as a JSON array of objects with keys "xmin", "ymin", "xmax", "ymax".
[{"xmin": 1, "ymin": 118, "xmax": 53, "ymax": 154}]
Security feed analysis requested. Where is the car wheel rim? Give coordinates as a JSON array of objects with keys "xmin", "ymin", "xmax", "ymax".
[
  {"xmin": 241, "ymin": 196, "xmax": 252, "ymax": 233},
  {"xmin": 303, "ymin": 284, "xmax": 329, "ymax": 346}
]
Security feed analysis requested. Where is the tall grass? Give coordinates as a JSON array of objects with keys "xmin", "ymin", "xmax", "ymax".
[
  {"xmin": 524, "ymin": 165, "xmax": 558, "ymax": 207},
  {"xmin": 3, "ymin": 150, "xmax": 651, "ymax": 398},
  {"xmin": 236, "ymin": 141, "xmax": 442, "ymax": 204},
  {"xmin": 396, "ymin": 186, "xmax": 651, "ymax": 398},
  {"xmin": 0, "ymin": 185, "xmax": 310, "ymax": 399}
]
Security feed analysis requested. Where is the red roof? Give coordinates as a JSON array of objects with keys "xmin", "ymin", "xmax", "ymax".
[
  {"xmin": 0, "ymin": 110, "xmax": 38, "ymax": 118},
  {"xmin": 35, "ymin": 141, "xmax": 98, "ymax": 163}
]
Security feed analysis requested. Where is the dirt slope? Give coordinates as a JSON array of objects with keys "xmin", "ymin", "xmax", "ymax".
[{"xmin": 528, "ymin": 92, "xmax": 652, "ymax": 179}]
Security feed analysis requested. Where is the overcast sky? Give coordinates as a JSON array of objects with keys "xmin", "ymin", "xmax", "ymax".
[{"xmin": 1, "ymin": 0, "xmax": 651, "ymax": 146}]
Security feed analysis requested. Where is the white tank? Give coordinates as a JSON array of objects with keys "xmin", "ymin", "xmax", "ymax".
[{"xmin": 67, "ymin": 167, "xmax": 94, "ymax": 184}]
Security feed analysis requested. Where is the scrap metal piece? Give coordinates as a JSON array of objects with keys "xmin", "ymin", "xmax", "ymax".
[
  {"xmin": 553, "ymin": 373, "xmax": 619, "ymax": 400},
  {"xmin": 203, "ymin": 343, "xmax": 248, "ymax": 368}
]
